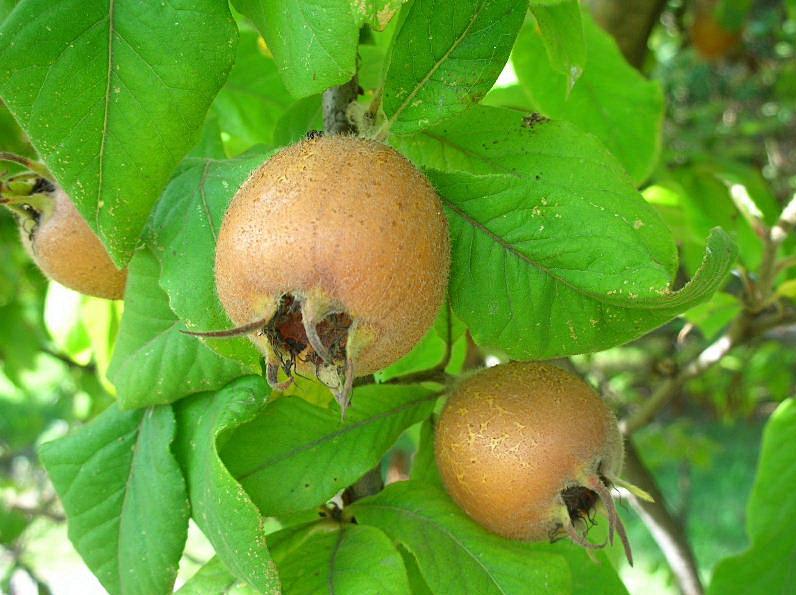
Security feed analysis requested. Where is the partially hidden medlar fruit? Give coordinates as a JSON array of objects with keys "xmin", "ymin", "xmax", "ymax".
[
  {"xmin": 435, "ymin": 361, "xmax": 638, "ymax": 563},
  {"xmin": 0, "ymin": 161, "xmax": 126, "ymax": 300},
  {"xmin": 690, "ymin": 4, "xmax": 743, "ymax": 61},
  {"xmin": 212, "ymin": 135, "xmax": 450, "ymax": 410}
]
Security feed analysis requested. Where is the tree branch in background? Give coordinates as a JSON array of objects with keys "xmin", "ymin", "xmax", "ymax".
[
  {"xmin": 342, "ymin": 467, "xmax": 384, "ymax": 505},
  {"xmin": 617, "ymin": 195, "xmax": 796, "ymax": 592},
  {"xmin": 585, "ymin": 0, "xmax": 668, "ymax": 68},
  {"xmin": 623, "ymin": 195, "xmax": 796, "ymax": 434},
  {"xmin": 322, "ymin": 76, "xmax": 359, "ymax": 135},
  {"xmin": 621, "ymin": 441, "xmax": 704, "ymax": 595}
]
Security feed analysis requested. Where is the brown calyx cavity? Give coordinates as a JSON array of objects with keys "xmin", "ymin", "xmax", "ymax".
[
  {"xmin": 183, "ymin": 292, "xmax": 356, "ymax": 415},
  {"xmin": 551, "ymin": 468, "xmax": 634, "ymax": 566}
]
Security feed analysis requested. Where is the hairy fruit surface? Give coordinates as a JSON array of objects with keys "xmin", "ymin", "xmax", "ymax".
[
  {"xmin": 6, "ymin": 179, "xmax": 127, "ymax": 300},
  {"xmin": 214, "ymin": 135, "xmax": 450, "ymax": 409},
  {"xmin": 435, "ymin": 361, "xmax": 634, "ymax": 561}
]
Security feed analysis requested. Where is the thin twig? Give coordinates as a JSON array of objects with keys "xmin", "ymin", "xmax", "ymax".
[
  {"xmin": 623, "ymin": 195, "xmax": 796, "ymax": 434},
  {"xmin": 621, "ymin": 441, "xmax": 704, "ymax": 595},
  {"xmin": 750, "ymin": 194, "xmax": 796, "ymax": 312},
  {"xmin": 621, "ymin": 308, "xmax": 796, "ymax": 434}
]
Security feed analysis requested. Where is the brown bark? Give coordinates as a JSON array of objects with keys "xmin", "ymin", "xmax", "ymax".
[{"xmin": 585, "ymin": 0, "xmax": 669, "ymax": 69}]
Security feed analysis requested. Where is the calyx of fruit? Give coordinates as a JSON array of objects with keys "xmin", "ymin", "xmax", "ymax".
[
  {"xmin": 435, "ymin": 361, "xmax": 644, "ymax": 564},
  {"xmin": 0, "ymin": 154, "xmax": 127, "ymax": 300},
  {"xmin": 210, "ymin": 135, "xmax": 450, "ymax": 412}
]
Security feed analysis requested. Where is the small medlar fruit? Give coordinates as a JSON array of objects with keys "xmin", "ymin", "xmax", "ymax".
[
  {"xmin": 435, "ymin": 361, "xmax": 637, "ymax": 563},
  {"xmin": 212, "ymin": 135, "xmax": 450, "ymax": 410},
  {"xmin": 1, "ymin": 165, "xmax": 126, "ymax": 300}
]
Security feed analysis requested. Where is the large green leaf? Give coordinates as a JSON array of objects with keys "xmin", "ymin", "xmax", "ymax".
[
  {"xmin": 272, "ymin": 95, "xmax": 323, "ymax": 146},
  {"xmin": 147, "ymin": 149, "xmax": 273, "ymax": 365},
  {"xmin": 174, "ymin": 376, "xmax": 280, "ymax": 594},
  {"xmin": 39, "ymin": 405, "xmax": 188, "ymax": 595},
  {"xmin": 708, "ymin": 399, "xmax": 796, "ymax": 595},
  {"xmin": 530, "ymin": 0, "xmax": 585, "ymax": 91},
  {"xmin": 212, "ymin": 32, "xmax": 293, "ymax": 156},
  {"xmin": 513, "ymin": 15, "xmax": 663, "ymax": 184},
  {"xmin": 233, "ymin": 0, "xmax": 358, "ymax": 98},
  {"xmin": 222, "ymin": 384, "xmax": 438, "ymax": 516},
  {"xmin": 351, "ymin": 481, "xmax": 572, "ymax": 594},
  {"xmin": 107, "ymin": 248, "xmax": 248, "ymax": 409},
  {"xmin": 394, "ymin": 106, "xmax": 736, "ymax": 358},
  {"xmin": 0, "ymin": 0, "xmax": 238, "ymax": 265},
  {"xmin": 270, "ymin": 521, "xmax": 411, "ymax": 594},
  {"xmin": 381, "ymin": 0, "xmax": 526, "ymax": 135}
]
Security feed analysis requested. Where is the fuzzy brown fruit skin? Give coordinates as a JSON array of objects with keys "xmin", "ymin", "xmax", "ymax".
[
  {"xmin": 691, "ymin": 9, "xmax": 742, "ymax": 61},
  {"xmin": 435, "ymin": 361, "xmax": 623, "ymax": 541},
  {"xmin": 214, "ymin": 135, "xmax": 450, "ymax": 377},
  {"xmin": 21, "ymin": 187, "xmax": 127, "ymax": 300}
]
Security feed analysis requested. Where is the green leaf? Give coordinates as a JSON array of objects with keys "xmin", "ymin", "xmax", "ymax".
[
  {"xmin": 0, "ymin": 0, "xmax": 238, "ymax": 265},
  {"xmin": 382, "ymin": 0, "xmax": 526, "ymax": 135},
  {"xmin": 0, "ymin": 0, "xmax": 18, "ymax": 22},
  {"xmin": 708, "ymin": 399, "xmax": 796, "ymax": 595},
  {"xmin": 222, "ymin": 383, "xmax": 438, "ymax": 516},
  {"xmin": 177, "ymin": 557, "xmax": 237, "ymax": 594},
  {"xmin": 350, "ymin": 481, "xmax": 571, "ymax": 594},
  {"xmin": 684, "ymin": 292, "xmax": 742, "ymax": 340},
  {"xmin": 513, "ymin": 15, "xmax": 664, "ymax": 184},
  {"xmin": 672, "ymin": 164, "xmax": 764, "ymax": 271},
  {"xmin": 0, "ymin": 502, "xmax": 29, "ymax": 545},
  {"xmin": 376, "ymin": 305, "xmax": 465, "ymax": 382},
  {"xmin": 270, "ymin": 521, "xmax": 411, "ymax": 594},
  {"xmin": 233, "ymin": 0, "xmax": 358, "ymax": 98},
  {"xmin": 39, "ymin": 405, "xmax": 188, "ymax": 595},
  {"xmin": 107, "ymin": 248, "xmax": 248, "ymax": 409},
  {"xmin": 174, "ymin": 376, "xmax": 280, "ymax": 594},
  {"xmin": 212, "ymin": 32, "xmax": 293, "ymax": 156},
  {"xmin": 273, "ymin": 95, "xmax": 323, "ymax": 147},
  {"xmin": 410, "ymin": 417, "xmax": 443, "ymax": 486},
  {"xmin": 191, "ymin": 114, "xmax": 227, "ymax": 160},
  {"xmin": 147, "ymin": 149, "xmax": 273, "ymax": 365},
  {"xmin": 530, "ymin": 0, "xmax": 585, "ymax": 91},
  {"xmin": 398, "ymin": 545, "xmax": 434, "ymax": 595},
  {"xmin": 350, "ymin": 0, "xmax": 407, "ymax": 30},
  {"xmin": 394, "ymin": 106, "xmax": 737, "ymax": 358}
]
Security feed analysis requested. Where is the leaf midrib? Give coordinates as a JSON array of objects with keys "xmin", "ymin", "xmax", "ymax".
[
  {"xmin": 384, "ymin": 0, "xmax": 487, "ymax": 129},
  {"xmin": 357, "ymin": 502, "xmax": 507, "ymax": 595},
  {"xmin": 96, "ymin": 0, "xmax": 116, "ymax": 230}
]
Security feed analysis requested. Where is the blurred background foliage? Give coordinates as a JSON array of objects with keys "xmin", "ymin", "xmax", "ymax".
[{"xmin": 1, "ymin": 0, "xmax": 795, "ymax": 593}]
